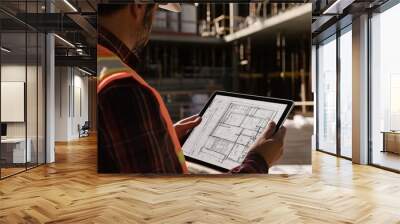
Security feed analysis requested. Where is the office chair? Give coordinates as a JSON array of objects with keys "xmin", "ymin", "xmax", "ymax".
[{"xmin": 79, "ymin": 121, "xmax": 90, "ymax": 138}]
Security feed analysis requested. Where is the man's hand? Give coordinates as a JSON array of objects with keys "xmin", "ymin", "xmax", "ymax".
[
  {"xmin": 249, "ymin": 122, "xmax": 286, "ymax": 167},
  {"xmin": 174, "ymin": 115, "xmax": 202, "ymax": 141}
]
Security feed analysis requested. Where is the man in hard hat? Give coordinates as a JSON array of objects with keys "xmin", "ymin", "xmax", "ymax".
[{"xmin": 97, "ymin": 3, "xmax": 286, "ymax": 174}]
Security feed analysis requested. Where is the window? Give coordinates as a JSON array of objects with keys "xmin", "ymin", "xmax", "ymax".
[
  {"xmin": 317, "ymin": 35, "xmax": 337, "ymax": 154},
  {"xmin": 370, "ymin": 2, "xmax": 400, "ymax": 171},
  {"xmin": 339, "ymin": 27, "xmax": 352, "ymax": 158}
]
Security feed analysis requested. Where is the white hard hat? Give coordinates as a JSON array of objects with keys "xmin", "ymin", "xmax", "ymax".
[{"xmin": 158, "ymin": 3, "xmax": 181, "ymax": 12}]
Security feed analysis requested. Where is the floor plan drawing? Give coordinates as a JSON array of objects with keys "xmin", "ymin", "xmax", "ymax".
[
  {"xmin": 198, "ymin": 102, "xmax": 277, "ymax": 164},
  {"xmin": 183, "ymin": 94, "xmax": 287, "ymax": 170}
]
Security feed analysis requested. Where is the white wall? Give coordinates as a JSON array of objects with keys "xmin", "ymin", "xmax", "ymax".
[
  {"xmin": 54, "ymin": 67, "xmax": 89, "ymax": 141},
  {"xmin": 71, "ymin": 73, "xmax": 89, "ymax": 138},
  {"xmin": 55, "ymin": 66, "xmax": 70, "ymax": 141}
]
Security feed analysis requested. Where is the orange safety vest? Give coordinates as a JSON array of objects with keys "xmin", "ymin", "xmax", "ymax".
[{"xmin": 97, "ymin": 44, "xmax": 188, "ymax": 173}]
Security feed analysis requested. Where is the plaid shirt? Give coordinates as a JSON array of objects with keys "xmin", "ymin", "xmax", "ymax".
[{"xmin": 97, "ymin": 26, "xmax": 269, "ymax": 174}]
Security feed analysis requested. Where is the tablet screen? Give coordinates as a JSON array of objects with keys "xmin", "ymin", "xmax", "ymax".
[{"xmin": 182, "ymin": 94, "xmax": 290, "ymax": 171}]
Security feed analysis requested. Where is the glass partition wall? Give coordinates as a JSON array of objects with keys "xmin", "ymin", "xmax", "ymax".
[
  {"xmin": 316, "ymin": 25, "xmax": 353, "ymax": 159},
  {"xmin": 0, "ymin": 1, "xmax": 46, "ymax": 179}
]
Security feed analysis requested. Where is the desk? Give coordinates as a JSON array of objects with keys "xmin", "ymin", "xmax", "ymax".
[
  {"xmin": 382, "ymin": 131, "xmax": 400, "ymax": 154},
  {"xmin": 1, "ymin": 138, "xmax": 31, "ymax": 164}
]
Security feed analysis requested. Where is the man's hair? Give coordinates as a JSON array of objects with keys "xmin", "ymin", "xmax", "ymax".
[{"xmin": 98, "ymin": 4, "xmax": 127, "ymax": 17}]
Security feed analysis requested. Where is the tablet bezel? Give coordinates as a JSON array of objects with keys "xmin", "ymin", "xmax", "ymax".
[{"xmin": 182, "ymin": 91, "xmax": 294, "ymax": 172}]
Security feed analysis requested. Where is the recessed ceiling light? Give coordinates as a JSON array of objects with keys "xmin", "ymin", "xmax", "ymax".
[
  {"xmin": 1, "ymin": 47, "xmax": 11, "ymax": 53},
  {"xmin": 54, "ymin": 34, "xmax": 75, "ymax": 48},
  {"xmin": 78, "ymin": 67, "xmax": 93, "ymax": 76},
  {"xmin": 323, "ymin": 0, "xmax": 355, "ymax": 15},
  {"xmin": 63, "ymin": 0, "xmax": 78, "ymax": 12}
]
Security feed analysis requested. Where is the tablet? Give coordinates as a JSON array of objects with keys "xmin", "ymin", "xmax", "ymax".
[{"xmin": 182, "ymin": 91, "xmax": 294, "ymax": 172}]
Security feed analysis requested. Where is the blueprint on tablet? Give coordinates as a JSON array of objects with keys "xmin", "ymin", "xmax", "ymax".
[{"xmin": 182, "ymin": 94, "xmax": 287, "ymax": 170}]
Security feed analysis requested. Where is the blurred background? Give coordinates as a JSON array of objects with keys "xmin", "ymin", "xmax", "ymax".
[{"xmin": 137, "ymin": 3, "xmax": 312, "ymax": 122}]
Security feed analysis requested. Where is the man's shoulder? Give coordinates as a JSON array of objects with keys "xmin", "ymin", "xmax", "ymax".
[{"xmin": 98, "ymin": 76, "xmax": 157, "ymax": 103}]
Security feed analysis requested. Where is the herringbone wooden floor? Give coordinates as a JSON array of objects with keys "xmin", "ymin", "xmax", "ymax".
[{"xmin": 1, "ymin": 135, "xmax": 400, "ymax": 224}]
